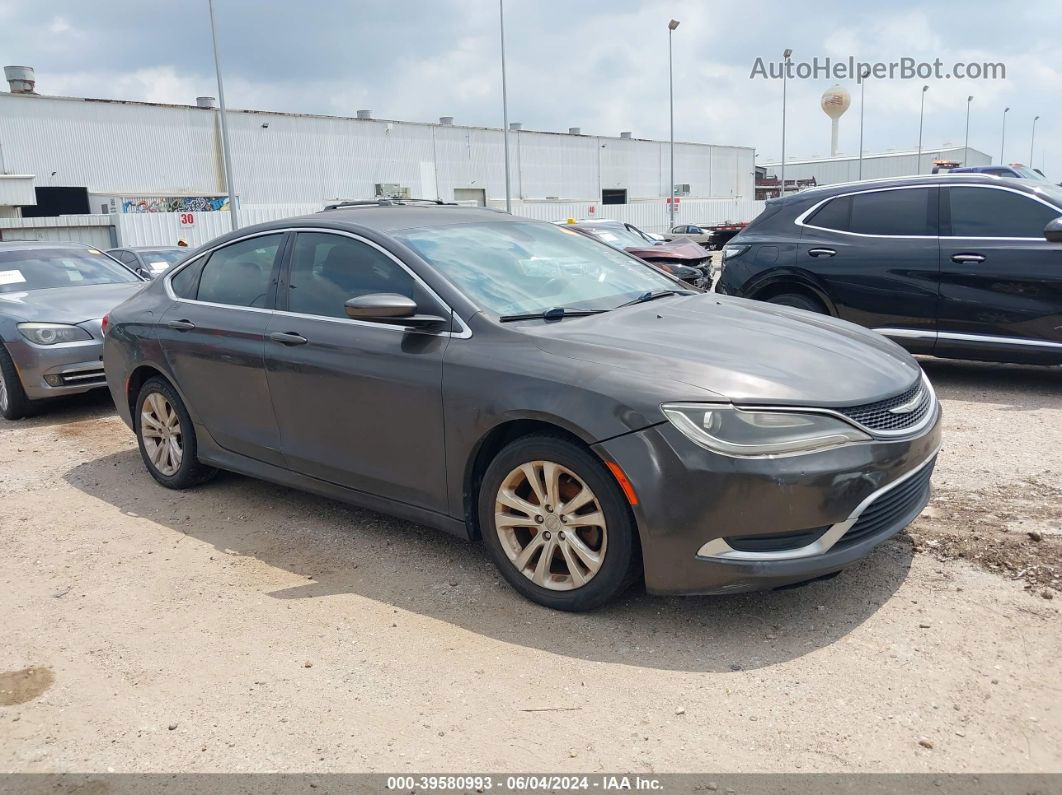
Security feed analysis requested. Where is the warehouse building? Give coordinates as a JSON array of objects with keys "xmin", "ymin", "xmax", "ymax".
[
  {"xmin": 758, "ymin": 146, "xmax": 992, "ymax": 194},
  {"xmin": 0, "ymin": 71, "xmax": 755, "ymax": 229}
]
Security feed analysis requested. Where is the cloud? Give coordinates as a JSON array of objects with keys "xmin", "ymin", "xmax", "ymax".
[{"xmin": 0, "ymin": 0, "xmax": 1057, "ymax": 177}]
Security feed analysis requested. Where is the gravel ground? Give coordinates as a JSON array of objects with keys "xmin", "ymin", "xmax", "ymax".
[{"xmin": 0, "ymin": 358, "xmax": 1059, "ymax": 773}]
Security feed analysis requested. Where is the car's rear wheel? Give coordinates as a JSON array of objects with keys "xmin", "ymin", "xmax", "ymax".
[
  {"xmin": 135, "ymin": 377, "xmax": 217, "ymax": 489},
  {"xmin": 767, "ymin": 292, "xmax": 827, "ymax": 313},
  {"xmin": 479, "ymin": 435, "xmax": 639, "ymax": 611},
  {"xmin": 0, "ymin": 347, "xmax": 32, "ymax": 421}
]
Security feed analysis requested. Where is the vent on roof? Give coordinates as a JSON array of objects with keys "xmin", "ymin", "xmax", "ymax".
[
  {"xmin": 510, "ymin": 122, "xmax": 522, "ymax": 131},
  {"xmin": 568, "ymin": 127, "xmax": 582, "ymax": 135},
  {"xmin": 196, "ymin": 96, "xmax": 216, "ymax": 109},
  {"xmin": 439, "ymin": 116, "xmax": 454, "ymax": 126},
  {"xmin": 356, "ymin": 109, "xmax": 373, "ymax": 120},
  {"xmin": 620, "ymin": 131, "xmax": 632, "ymax": 139},
  {"xmin": 4, "ymin": 65, "xmax": 36, "ymax": 95}
]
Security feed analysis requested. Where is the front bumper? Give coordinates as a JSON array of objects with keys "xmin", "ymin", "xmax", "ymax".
[
  {"xmin": 3, "ymin": 337, "xmax": 108, "ymax": 400},
  {"xmin": 592, "ymin": 405, "xmax": 942, "ymax": 595}
]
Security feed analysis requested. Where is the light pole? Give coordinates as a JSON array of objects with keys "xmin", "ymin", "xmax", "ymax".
[
  {"xmin": 916, "ymin": 84, "xmax": 928, "ymax": 174},
  {"xmin": 963, "ymin": 95, "xmax": 972, "ymax": 166},
  {"xmin": 1000, "ymin": 106, "xmax": 1009, "ymax": 164},
  {"xmin": 668, "ymin": 19, "xmax": 679, "ymax": 226},
  {"xmin": 499, "ymin": 0, "xmax": 512, "ymax": 213},
  {"xmin": 858, "ymin": 65, "xmax": 869, "ymax": 180},
  {"xmin": 1030, "ymin": 115, "xmax": 1039, "ymax": 167},
  {"xmin": 780, "ymin": 48, "xmax": 792, "ymax": 198},
  {"xmin": 208, "ymin": 0, "xmax": 239, "ymax": 230}
]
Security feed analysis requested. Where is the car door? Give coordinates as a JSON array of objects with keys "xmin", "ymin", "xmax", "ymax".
[
  {"xmin": 264, "ymin": 229, "xmax": 450, "ymax": 513},
  {"xmin": 796, "ymin": 186, "xmax": 940, "ymax": 352},
  {"xmin": 937, "ymin": 184, "xmax": 1062, "ymax": 359},
  {"xmin": 158, "ymin": 231, "xmax": 287, "ymax": 466}
]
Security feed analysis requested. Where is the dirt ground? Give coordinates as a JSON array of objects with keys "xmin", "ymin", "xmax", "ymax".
[{"xmin": 0, "ymin": 358, "xmax": 1059, "ymax": 774}]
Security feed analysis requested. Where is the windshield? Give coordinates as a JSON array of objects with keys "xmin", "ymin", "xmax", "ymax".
[
  {"xmin": 395, "ymin": 221, "xmax": 678, "ymax": 317},
  {"xmin": 1012, "ymin": 166, "xmax": 1047, "ymax": 181},
  {"xmin": 578, "ymin": 224, "xmax": 656, "ymax": 250},
  {"xmin": 139, "ymin": 249, "xmax": 186, "ymax": 266},
  {"xmin": 0, "ymin": 247, "xmax": 141, "ymax": 294},
  {"xmin": 1032, "ymin": 184, "xmax": 1062, "ymax": 210}
]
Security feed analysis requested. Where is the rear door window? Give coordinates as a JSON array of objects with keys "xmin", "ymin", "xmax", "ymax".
[
  {"xmin": 945, "ymin": 187, "xmax": 1060, "ymax": 238},
  {"xmin": 807, "ymin": 196, "xmax": 852, "ymax": 231},
  {"xmin": 849, "ymin": 188, "xmax": 933, "ymax": 236},
  {"xmin": 195, "ymin": 234, "xmax": 283, "ymax": 308}
]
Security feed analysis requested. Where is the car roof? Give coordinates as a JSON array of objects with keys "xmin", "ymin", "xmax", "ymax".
[
  {"xmin": 127, "ymin": 246, "xmax": 183, "ymax": 251},
  {"xmin": 305, "ymin": 204, "xmax": 512, "ymax": 234},
  {"xmin": 768, "ymin": 173, "xmax": 1038, "ymax": 208},
  {"xmin": 0, "ymin": 240, "xmax": 95, "ymax": 252}
]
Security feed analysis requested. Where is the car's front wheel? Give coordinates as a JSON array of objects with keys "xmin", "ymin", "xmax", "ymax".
[
  {"xmin": 0, "ymin": 347, "xmax": 32, "ymax": 421},
  {"xmin": 479, "ymin": 435, "xmax": 640, "ymax": 611},
  {"xmin": 135, "ymin": 377, "xmax": 217, "ymax": 489}
]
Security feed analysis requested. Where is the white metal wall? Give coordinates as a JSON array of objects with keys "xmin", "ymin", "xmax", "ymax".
[
  {"xmin": 0, "ymin": 93, "xmax": 755, "ymax": 206},
  {"xmin": 761, "ymin": 148, "xmax": 993, "ymax": 186},
  {"xmin": 0, "ymin": 214, "xmax": 115, "ymax": 248},
  {"xmin": 111, "ymin": 198, "xmax": 766, "ymax": 247}
]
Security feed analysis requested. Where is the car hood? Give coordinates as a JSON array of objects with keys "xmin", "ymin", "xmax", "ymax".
[
  {"xmin": 526, "ymin": 294, "xmax": 921, "ymax": 407},
  {"xmin": 625, "ymin": 240, "xmax": 706, "ymax": 262},
  {"xmin": 0, "ymin": 282, "xmax": 143, "ymax": 325}
]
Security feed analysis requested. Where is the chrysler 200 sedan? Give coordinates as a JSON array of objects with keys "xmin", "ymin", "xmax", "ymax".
[{"xmin": 103, "ymin": 202, "xmax": 941, "ymax": 611}]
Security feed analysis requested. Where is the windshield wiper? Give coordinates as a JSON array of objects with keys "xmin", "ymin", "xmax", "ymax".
[
  {"xmin": 614, "ymin": 289, "xmax": 692, "ymax": 309},
  {"xmin": 499, "ymin": 307, "xmax": 609, "ymax": 322}
]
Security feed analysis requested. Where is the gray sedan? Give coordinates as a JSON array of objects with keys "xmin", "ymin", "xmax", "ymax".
[
  {"xmin": 103, "ymin": 203, "xmax": 941, "ymax": 611},
  {"xmin": 106, "ymin": 246, "xmax": 188, "ymax": 279},
  {"xmin": 0, "ymin": 241, "xmax": 143, "ymax": 419}
]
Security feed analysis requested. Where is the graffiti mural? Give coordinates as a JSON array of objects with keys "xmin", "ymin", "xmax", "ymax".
[{"xmin": 120, "ymin": 196, "xmax": 231, "ymax": 213}]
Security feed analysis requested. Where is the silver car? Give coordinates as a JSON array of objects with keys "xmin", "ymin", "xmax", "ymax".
[
  {"xmin": 106, "ymin": 246, "xmax": 188, "ymax": 279},
  {"xmin": 665, "ymin": 223, "xmax": 712, "ymax": 247},
  {"xmin": 0, "ymin": 241, "xmax": 143, "ymax": 420}
]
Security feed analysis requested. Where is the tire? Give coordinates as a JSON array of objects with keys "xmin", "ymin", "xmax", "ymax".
[
  {"xmin": 134, "ymin": 377, "xmax": 217, "ymax": 489},
  {"xmin": 766, "ymin": 292, "xmax": 827, "ymax": 314},
  {"xmin": 478, "ymin": 434, "xmax": 640, "ymax": 611},
  {"xmin": 0, "ymin": 346, "xmax": 32, "ymax": 421}
]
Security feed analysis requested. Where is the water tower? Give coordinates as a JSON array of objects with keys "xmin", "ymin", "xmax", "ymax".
[{"xmin": 821, "ymin": 84, "xmax": 851, "ymax": 157}]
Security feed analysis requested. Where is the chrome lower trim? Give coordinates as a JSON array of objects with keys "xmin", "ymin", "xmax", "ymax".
[
  {"xmin": 875, "ymin": 328, "xmax": 1062, "ymax": 351},
  {"xmin": 696, "ymin": 443, "xmax": 941, "ymax": 562}
]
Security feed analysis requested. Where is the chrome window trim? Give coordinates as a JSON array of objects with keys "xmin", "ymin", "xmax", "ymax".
[
  {"xmin": 162, "ymin": 227, "xmax": 472, "ymax": 339},
  {"xmin": 875, "ymin": 328, "xmax": 1062, "ymax": 350},
  {"xmin": 734, "ymin": 370, "xmax": 938, "ymax": 440},
  {"xmin": 795, "ymin": 182, "xmax": 1062, "ymax": 240},
  {"xmin": 697, "ymin": 442, "xmax": 941, "ymax": 562}
]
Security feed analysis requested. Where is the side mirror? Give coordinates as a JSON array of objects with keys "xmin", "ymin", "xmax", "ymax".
[
  {"xmin": 1045, "ymin": 217, "xmax": 1062, "ymax": 243},
  {"xmin": 344, "ymin": 293, "xmax": 448, "ymax": 329}
]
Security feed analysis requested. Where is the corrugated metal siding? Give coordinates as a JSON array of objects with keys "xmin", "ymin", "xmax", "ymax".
[
  {"xmin": 0, "ymin": 214, "xmax": 115, "ymax": 247},
  {"xmin": 0, "ymin": 94, "xmax": 755, "ymax": 206},
  {"xmin": 762, "ymin": 148, "xmax": 993, "ymax": 186}
]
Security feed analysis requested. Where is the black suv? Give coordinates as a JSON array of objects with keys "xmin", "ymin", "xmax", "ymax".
[{"xmin": 716, "ymin": 175, "xmax": 1062, "ymax": 365}]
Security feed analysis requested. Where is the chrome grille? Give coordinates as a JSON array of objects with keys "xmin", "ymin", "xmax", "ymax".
[{"xmin": 838, "ymin": 378, "xmax": 932, "ymax": 433}]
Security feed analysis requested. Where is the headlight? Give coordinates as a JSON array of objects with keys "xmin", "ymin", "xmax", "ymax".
[
  {"xmin": 17, "ymin": 322, "xmax": 93, "ymax": 346},
  {"xmin": 722, "ymin": 243, "xmax": 749, "ymax": 261},
  {"xmin": 661, "ymin": 403, "xmax": 870, "ymax": 457}
]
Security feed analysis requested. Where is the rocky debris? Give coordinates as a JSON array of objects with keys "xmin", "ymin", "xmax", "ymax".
[{"xmin": 907, "ymin": 478, "xmax": 1062, "ymax": 594}]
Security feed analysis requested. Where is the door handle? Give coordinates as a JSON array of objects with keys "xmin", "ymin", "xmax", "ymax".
[
  {"xmin": 165, "ymin": 319, "xmax": 195, "ymax": 331},
  {"xmin": 952, "ymin": 253, "xmax": 985, "ymax": 264},
  {"xmin": 269, "ymin": 331, "xmax": 308, "ymax": 346},
  {"xmin": 808, "ymin": 248, "xmax": 836, "ymax": 258}
]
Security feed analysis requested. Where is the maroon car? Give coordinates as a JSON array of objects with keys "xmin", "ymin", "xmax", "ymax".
[{"xmin": 557, "ymin": 220, "xmax": 712, "ymax": 287}]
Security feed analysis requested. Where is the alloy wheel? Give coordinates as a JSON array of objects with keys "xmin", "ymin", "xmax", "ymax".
[
  {"xmin": 140, "ymin": 391, "xmax": 183, "ymax": 476},
  {"xmin": 493, "ymin": 460, "xmax": 607, "ymax": 591},
  {"xmin": 0, "ymin": 369, "xmax": 8, "ymax": 413}
]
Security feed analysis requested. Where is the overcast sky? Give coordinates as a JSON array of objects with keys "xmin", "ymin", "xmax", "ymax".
[{"xmin": 1, "ymin": 0, "xmax": 1058, "ymax": 178}]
